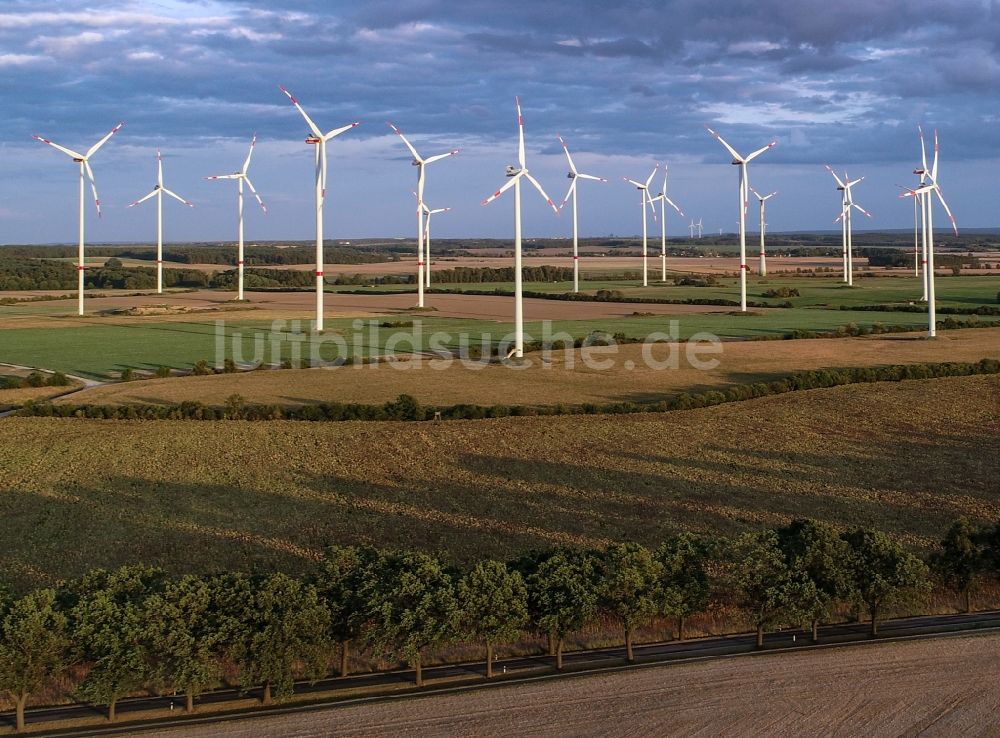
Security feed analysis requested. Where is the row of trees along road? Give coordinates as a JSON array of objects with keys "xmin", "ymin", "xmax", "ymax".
[{"xmin": 2, "ymin": 518, "xmax": 999, "ymax": 731}]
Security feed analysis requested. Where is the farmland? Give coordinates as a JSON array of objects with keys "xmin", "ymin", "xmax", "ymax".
[
  {"xmin": 1, "ymin": 374, "xmax": 997, "ymax": 593},
  {"xmin": 69, "ymin": 327, "xmax": 1000, "ymax": 407},
  {"xmin": 1, "ymin": 271, "xmax": 997, "ymax": 378},
  {"xmin": 140, "ymin": 632, "xmax": 1000, "ymax": 738}
]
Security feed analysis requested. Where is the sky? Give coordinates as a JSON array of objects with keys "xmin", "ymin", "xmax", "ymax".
[{"xmin": 0, "ymin": 0, "xmax": 998, "ymax": 244}]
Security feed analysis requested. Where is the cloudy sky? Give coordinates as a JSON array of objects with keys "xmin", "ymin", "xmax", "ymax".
[{"xmin": 1, "ymin": 0, "xmax": 997, "ymax": 244}]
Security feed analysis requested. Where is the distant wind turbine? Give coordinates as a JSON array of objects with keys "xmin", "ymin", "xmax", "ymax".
[
  {"xmin": 482, "ymin": 96, "xmax": 559, "ymax": 359},
  {"xmin": 128, "ymin": 150, "xmax": 194, "ymax": 294},
  {"xmin": 388, "ymin": 122, "xmax": 459, "ymax": 308},
  {"xmin": 750, "ymin": 188, "xmax": 777, "ymax": 276},
  {"xmin": 557, "ymin": 135, "xmax": 606, "ymax": 292},
  {"xmin": 279, "ymin": 86, "xmax": 359, "ymax": 333},
  {"xmin": 423, "ymin": 203, "xmax": 450, "ymax": 286},
  {"xmin": 697, "ymin": 219, "xmax": 703, "ymax": 238},
  {"xmin": 705, "ymin": 125, "xmax": 776, "ymax": 311},
  {"xmin": 900, "ymin": 127, "xmax": 958, "ymax": 338},
  {"xmin": 649, "ymin": 166, "xmax": 684, "ymax": 282},
  {"xmin": 689, "ymin": 220, "xmax": 696, "ymax": 239},
  {"xmin": 33, "ymin": 122, "xmax": 124, "ymax": 315},
  {"xmin": 826, "ymin": 166, "xmax": 870, "ymax": 287},
  {"xmin": 623, "ymin": 164, "xmax": 659, "ymax": 287},
  {"xmin": 206, "ymin": 135, "xmax": 267, "ymax": 302}
]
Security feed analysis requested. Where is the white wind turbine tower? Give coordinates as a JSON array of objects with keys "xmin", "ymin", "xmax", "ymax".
[
  {"xmin": 279, "ymin": 86, "xmax": 359, "ymax": 333},
  {"xmin": 206, "ymin": 135, "xmax": 267, "ymax": 302},
  {"xmin": 33, "ymin": 122, "xmax": 124, "ymax": 316},
  {"xmin": 826, "ymin": 167, "xmax": 870, "ymax": 286},
  {"xmin": 482, "ymin": 96, "xmax": 559, "ymax": 359},
  {"xmin": 422, "ymin": 201, "xmax": 451, "ymax": 287},
  {"xmin": 689, "ymin": 220, "xmax": 696, "ymax": 238},
  {"xmin": 128, "ymin": 150, "xmax": 194, "ymax": 294},
  {"xmin": 900, "ymin": 127, "xmax": 958, "ymax": 338},
  {"xmin": 750, "ymin": 188, "xmax": 777, "ymax": 276},
  {"xmin": 697, "ymin": 219, "xmax": 703, "ymax": 238},
  {"xmin": 623, "ymin": 165, "xmax": 659, "ymax": 287},
  {"xmin": 388, "ymin": 122, "xmax": 459, "ymax": 308},
  {"xmin": 557, "ymin": 135, "xmax": 606, "ymax": 292},
  {"xmin": 650, "ymin": 167, "xmax": 684, "ymax": 282},
  {"xmin": 705, "ymin": 126, "xmax": 776, "ymax": 311}
]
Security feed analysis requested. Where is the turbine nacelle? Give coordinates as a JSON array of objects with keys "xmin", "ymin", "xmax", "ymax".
[
  {"xmin": 304, "ymin": 136, "xmax": 321, "ymax": 145},
  {"xmin": 505, "ymin": 165, "xmax": 521, "ymax": 177}
]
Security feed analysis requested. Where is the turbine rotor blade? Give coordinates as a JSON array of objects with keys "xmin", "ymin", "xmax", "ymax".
[
  {"xmin": 32, "ymin": 134, "xmax": 84, "ymax": 160},
  {"xmin": 162, "ymin": 188, "xmax": 194, "ymax": 207},
  {"xmin": 85, "ymin": 122, "xmax": 124, "ymax": 159},
  {"xmin": 482, "ymin": 171, "xmax": 524, "ymax": 205},
  {"xmin": 577, "ymin": 173, "xmax": 606, "ymax": 182},
  {"xmin": 84, "ymin": 161, "xmax": 102, "ymax": 217},
  {"xmin": 705, "ymin": 125, "xmax": 742, "ymax": 161},
  {"xmin": 559, "ymin": 177, "xmax": 577, "ymax": 209},
  {"xmin": 918, "ymin": 126, "xmax": 929, "ymax": 178},
  {"xmin": 205, "ymin": 174, "xmax": 240, "ymax": 180},
  {"xmin": 244, "ymin": 176, "xmax": 267, "ymax": 213},
  {"xmin": 644, "ymin": 163, "xmax": 659, "ymax": 188},
  {"xmin": 324, "ymin": 122, "xmax": 360, "ymax": 141},
  {"xmin": 523, "ymin": 171, "xmax": 559, "ymax": 214},
  {"xmin": 664, "ymin": 195, "xmax": 684, "ymax": 216},
  {"xmin": 157, "ymin": 149, "xmax": 164, "ymax": 186},
  {"xmin": 557, "ymin": 134, "xmax": 578, "ymax": 174},
  {"xmin": 851, "ymin": 202, "xmax": 872, "ymax": 218},
  {"xmin": 424, "ymin": 149, "xmax": 460, "ymax": 165},
  {"xmin": 515, "ymin": 96, "xmax": 525, "ymax": 170},
  {"xmin": 279, "ymin": 86, "xmax": 323, "ymax": 139},
  {"xmin": 934, "ymin": 186, "xmax": 959, "ymax": 235},
  {"xmin": 128, "ymin": 190, "xmax": 157, "ymax": 208},
  {"xmin": 825, "ymin": 165, "xmax": 846, "ymax": 188},
  {"xmin": 387, "ymin": 122, "xmax": 422, "ymax": 162},
  {"xmin": 242, "ymin": 134, "xmax": 257, "ymax": 174},
  {"xmin": 744, "ymin": 141, "xmax": 777, "ymax": 162},
  {"xmin": 624, "ymin": 178, "xmax": 645, "ymax": 188},
  {"xmin": 931, "ymin": 129, "xmax": 939, "ymax": 182}
]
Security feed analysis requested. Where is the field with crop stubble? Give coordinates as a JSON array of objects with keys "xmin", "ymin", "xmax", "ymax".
[{"xmin": 0, "ymin": 374, "xmax": 997, "ymax": 593}]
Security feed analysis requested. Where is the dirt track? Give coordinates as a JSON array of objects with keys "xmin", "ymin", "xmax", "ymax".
[{"xmin": 141, "ymin": 632, "xmax": 1000, "ymax": 738}]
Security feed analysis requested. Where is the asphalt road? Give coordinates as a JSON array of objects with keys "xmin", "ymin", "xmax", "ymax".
[{"xmin": 4, "ymin": 609, "xmax": 999, "ymax": 735}]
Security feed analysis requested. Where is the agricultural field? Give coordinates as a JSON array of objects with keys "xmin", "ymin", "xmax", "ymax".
[
  {"xmin": 70, "ymin": 327, "xmax": 1000, "ymax": 407},
  {"xmin": 1, "ymin": 374, "xmax": 997, "ymax": 593},
  {"xmin": 141, "ymin": 632, "xmax": 1000, "ymax": 738},
  {"xmin": 1, "ymin": 272, "xmax": 997, "ymax": 378}
]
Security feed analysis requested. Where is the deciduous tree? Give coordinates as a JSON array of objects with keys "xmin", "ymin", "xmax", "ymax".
[
  {"xmin": 842, "ymin": 528, "xmax": 930, "ymax": 637},
  {"xmin": 0, "ymin": 589, "xmax": 70, "ymax": 732},
  {"xmin": 599, "ymin": 543, "xmax": 662, "ymax": 663},
  {"xmin": 458, "ymin": 560, "xmax": 529, "ymax": 678},
  {"xmin": 526, "ymin": 548, "xmax": 600, "ymax": 669},
  {"xmin": 656, "ymin": 533, "xmax": 712, "ymax": 640},
  {"xmin": 931, "ymin": 518, "xmax": 983, "ymax": 613},
  {"xmin": 777, "ymin": 520, "xmax": 851, "ymax": 642}
]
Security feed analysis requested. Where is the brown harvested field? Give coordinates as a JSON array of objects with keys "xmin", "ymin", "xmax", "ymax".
[
  {"xmin": 72, "ymin": 327, "xmax": 1000, "ymax": 408},
  {"xmin": 0, "ymin": 290, "xmax": 744, "ymax": 330},
  {"xmin": 1, "ymin": 375, "xmax": 997, "ymax": 590},
  {"xmin": 140, "ymin": 632, "xmax": 1000, "ymax": 738}
]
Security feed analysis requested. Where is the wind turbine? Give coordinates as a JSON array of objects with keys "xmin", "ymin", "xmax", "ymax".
[
  {"xmin": 557, "ymin": 135, "xmax": 606, "ymax": 292},
  {"xmin": 482, "ymin": 96, "xmax": 559, "ymax": 359},
  {"xmin": 750, "ymin": 188, "xmax": 777, "ymax": 276},
  {"xmin": 826, "ymin": 167, "xmax": 870, "ymax": 286},
  {"xmin": 900, "ymin": 128, "xmax": 958, "ymax": 338},
  {"xmin": 623, "ymin": 165, "xmax": 659, "ymax": 287},
  {"xmin": 423, "ymin": 202, "xmax": 451, "ymax": 287},
  {"xmin": 33, "ymin": 122, "xmax": 124, "ymax": 315},
  {"xmin": 388, "ymin": 122, "xmax": 459, "ymax": 308},
  {"xmin": 649, "ymin": 166, "xmax": 684, "ymax": 282},
  {"xmin": 279, "ymin": 86, "xmax": 359, "ymax": 333},
  {"xmin": 705, "ymin": 126, "xmax": 776, "ymax": 311},
  {"xmin": 689, "ymin": 220, "xmax": 696, "ymax": 238},
  {"xmin": 206, "ymin": 135, "xmax": 267, "ymax": 302},
  {"xmin": 128, "ymin": 150, "xmax": 194, "ymax": 294},
  {"xmin": 697, "ymin": 219, "xmax": 703, "ymax": 238}
]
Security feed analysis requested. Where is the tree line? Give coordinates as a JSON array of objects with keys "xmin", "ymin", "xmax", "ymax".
[
  {"xmin": 2, "ymin": 519, "xmax": 999, "ymax": 730},
  {"xmin": 18, "ymin": 359, "xmax": 1000, "ymax": 423}
]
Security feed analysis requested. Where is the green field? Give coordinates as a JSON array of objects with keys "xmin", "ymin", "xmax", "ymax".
[
  {"xmin": 0, "ymin": 309, "xmax": 967, "ymax": 378},
  {"xmin": 1, "ymin": 375, "xmax": 996, "ymax": 593},
  {"xmin": 2, "ymin": 275, "xmax": 996, "ymax": 378},
  {"xmin": 333, "ymin": 274, "xmax": 1000, "ymax": 309}
]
